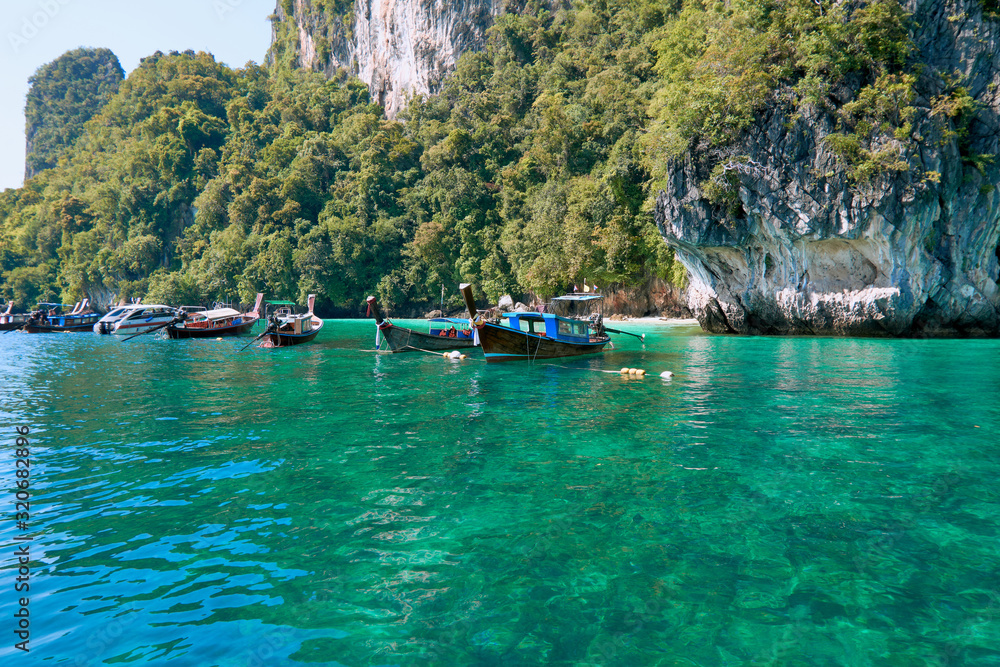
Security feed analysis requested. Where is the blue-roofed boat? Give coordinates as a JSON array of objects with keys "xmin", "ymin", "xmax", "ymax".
[
  {"xmin": 460, "ymin": 284, "xmax": 611, "ymax": 362},
  {"xmin": 365, "ymin": 295, "xmax": 477, "ymax": 353},
  {"xmin": 23, "ymin": 300, "xmax": 101, "ymax": 333}
]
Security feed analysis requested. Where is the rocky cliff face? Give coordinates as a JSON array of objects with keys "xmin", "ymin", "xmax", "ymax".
[
  {"xmin": 655, "ymin": 0, "xmax": 1000, "ymax": 336},
  {"xmin": 269, "ymin": 0, "xmax": 541, "ymax": 118}
]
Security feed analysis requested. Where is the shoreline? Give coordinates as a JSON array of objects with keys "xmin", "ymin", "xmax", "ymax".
[{"xmin": 605, "ymin": 316, "xmax": 699, "ymax": 325}]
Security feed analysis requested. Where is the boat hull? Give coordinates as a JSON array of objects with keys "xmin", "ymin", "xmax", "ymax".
[
  {"xmin": 166, "ymin": 319, "xmax": 257, "ymax": 339},
  {"xmin": 110, "ymin": 320, "xmax": 176, "ymax": 335},
  {"xmin": 379, "ymin": 324, "xmax": 477, "ymax": 353},
  {"xmin": 476, "ymin": 322, "xmax": 610, "ymax": 362},
  {"xmin": 262, "ymin": 318, "xmax": 324, "ymax": 347}
]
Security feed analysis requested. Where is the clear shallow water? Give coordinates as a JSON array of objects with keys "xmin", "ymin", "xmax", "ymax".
[{"xmin": 1, "ymin": 321, "xmax": 999, "ymax": 666}]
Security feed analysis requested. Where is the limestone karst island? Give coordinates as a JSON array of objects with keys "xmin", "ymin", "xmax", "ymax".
[
  {"xmin": 4, "ymin": 0, "xmax": 998, "ymax": 336},
  {"xmin": 4, "ymin": 2, "xmax": 1000, "ymax": 666}
]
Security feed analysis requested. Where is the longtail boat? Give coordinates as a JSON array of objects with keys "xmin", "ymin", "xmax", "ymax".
[
  {"xmin": 24, "ymin": 300, "xmax": 101, "ymax": 333},
  {"xmin": 365, "ymin": 295, "xmax": 477, "ymax": 353},
  {"xmin": 460, "ymin": 283, "xmax": 611, "ymax": 362},
  {"xmin": 166, "ymin": 294, "xmax": 262, "ymax": 339},
  {"xmin": 0, "ymin": 302, "xmax": 30, "ymax": 331},
  {"xmin": 258, "ymin": 294, "xmax": 323, "ymax": 348}
]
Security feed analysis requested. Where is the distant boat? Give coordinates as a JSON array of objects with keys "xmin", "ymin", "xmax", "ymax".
[
  {"xmin": 365, "ymin": 295, "xmax": 477, "ymax": 353},
  {"xmin": 23, "ymin": 300, "xmax": 101, "ymax": 333},
  {"xmin": 460, "ymin": 284, "xmax": 611, "ymax": 362},
  {"xmin": 93, "ymin": 303, "xmax": 178, "ymax": 335},
  {"xmin": 0, "ymin": 302, "xmax": 30, "ymax": 331},
  {"xmin": 258, "ymin": 294, "xmax": 323, "ymax": 347},
  {"xmin": 166, "ymin": 294, "xmax": 262, "ymax": 339}
]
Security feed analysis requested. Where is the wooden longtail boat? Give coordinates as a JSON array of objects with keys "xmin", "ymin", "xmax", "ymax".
[
  {"xmin": 0, "ymin": 302, "xmax": 30, "ymax": 331},
  {"xmin": 23, "ymin": 300, "xmax": 101, "ymax": 333},
  {"xmin": 365, "ymin": 295, "xmax": 477, "ymax": 353},
  {"xmin": 259, "ymin": 294, "xmax": 323, "ymax": 347},
  {"xmin": 460, "ymin": 283, "xmax": 611, "ymax": 362},
  {"xmin": 166, "ymin": 294, "xmax": 262, "ymax": 339}
]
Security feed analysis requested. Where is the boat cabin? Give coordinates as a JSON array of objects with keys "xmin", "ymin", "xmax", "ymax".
[
  {"xmin": 282, "ymin": 314, "xmax": 315, "ymax": 334},
  {"xmin": 1, "ymin": 313, "xmax": 28, "ymax": 325},
  {"xmin": 500, "ymin": 312, "xmax": 593, "ymax": 342},
  {"xmin": 270, "ymin": 304, "xmax": 315, "ymax": 334},
  {"xmin": 121, "ymin": 306, "xmax": 175, "ymax": 322},
  {"xmin": 428, "ymin": 318, "xmax": 474, "ymax": 339},
  {"xmin": 34, "ymin": 301, "xmax": 99, "ymax": 327},
  {"xmin": 45, "ymin": 311, "xmax": 100, "ymax": 327},
  {"xmin": 0, "ymin": 302, "xmax": 28, "ymax": 326},
  {"xmin": 183, "ymin": 307, "xmax": 243, "ymax": 329}
]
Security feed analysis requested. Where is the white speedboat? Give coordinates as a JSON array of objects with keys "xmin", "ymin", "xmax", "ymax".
[{"xmin": 94, "ymin": 304, "xmax": 178, "ymax": 335}]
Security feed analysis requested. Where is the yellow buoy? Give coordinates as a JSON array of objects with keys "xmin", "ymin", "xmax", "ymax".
[
  {"xmin": 628, "ymin": 368, "xmax": 638, "ymax": 375},
  {"xmin": 636, "ymin": 369, "xmax": 646, "ymax": 376},
  {"xmin": 620, "ymin": 368, "xmax": 629, "ymax": 374}
]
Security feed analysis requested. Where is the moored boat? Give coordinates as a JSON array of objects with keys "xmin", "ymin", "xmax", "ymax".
[
  {"xmin": 365, "ymin": 295, "xmax": 478, "ymax": 353},
  {"xmin": 460, "ymin": 284, "xmax": 611, "ymax": 362},
  {"xmin": 95, "ymin": 303, "xmax": 179, "ymax": 335},
  {"xmin": 258, "ymin": 294, "xmax": 323, "ymax": 348},
  {"xmin": 24, "ymin": 300, "xmax": 101, "ymax": 333},
  {"xmin": 0, "ymin": 302, "xmax": 30, "ymax": 331},
  {"xmin": 166, "ymin": 294, "xmax": 262, "ymax": 339}
]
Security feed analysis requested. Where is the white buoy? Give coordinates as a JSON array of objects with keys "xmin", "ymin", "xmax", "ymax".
[
  {"xmin": 448, "ymin": 350, "xmax": 462, "ymax": 359},
  {"xmin": 660, "ymin": 371, "xmax": 674, "ymax": 380}
]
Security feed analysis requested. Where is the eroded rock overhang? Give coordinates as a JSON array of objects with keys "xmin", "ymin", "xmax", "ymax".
[{"xmin": 655, "ymin": 0, "xmax": 1000, "ymax": 337}]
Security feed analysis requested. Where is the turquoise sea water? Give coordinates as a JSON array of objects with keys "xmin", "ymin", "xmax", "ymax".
[{"xmin": 1, "ymin": 320, "xmax": 999, "ymax": 666}]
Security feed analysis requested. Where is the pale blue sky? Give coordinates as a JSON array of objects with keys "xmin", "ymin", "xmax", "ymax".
[{"xmin": 0, "ymin": 0, "xmax": 277, "ymax": 192}]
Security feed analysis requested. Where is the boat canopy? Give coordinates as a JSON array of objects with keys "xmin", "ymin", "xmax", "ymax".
[
  {"xmin": 500, "ymin": 311, "xmax": 591, "ymax": 341},
  {"xmin": 191, "ymin": 307, "xmax": 241, "ymax": 321},
  {"xmin": 501, "ymin": 311, "xmax": 544, "ymax": 319},
  {"xmin": 267, "ymin": 300, "xmax": 297, "ymax": 305},
  {"xmin": 551, "ymin": 294, "xmax": 604, "ymax": 302},
  {"xmin": 429, "ymin": 317, "xmax": 471, "ymax": 327}
]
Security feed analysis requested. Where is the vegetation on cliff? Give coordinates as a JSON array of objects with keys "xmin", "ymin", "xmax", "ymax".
[
  {"xmin": 1, "ymin": 0, "xmax": 933, "ymax": 313},
  {"xmin": 24, "ymin": 48, "xmax": 124, "ymax": 180}
]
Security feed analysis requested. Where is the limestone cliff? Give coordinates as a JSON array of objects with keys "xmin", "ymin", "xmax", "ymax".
[
  {"xmin": 655, "ymin": 0, "xmax": 1000, "ymax": 336},
  {"xmin": 268, "ymin": 0, "xmax": 548, "ymax": 118}
]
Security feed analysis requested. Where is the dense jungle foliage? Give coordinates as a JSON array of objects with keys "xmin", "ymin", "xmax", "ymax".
[
  {"xmin": 24, "ymin": 48, "xmax": 124, "ymax": 180},
  {"xmin": 1, "ymin": 0, "xmax": 918, "ymax": 314}
]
